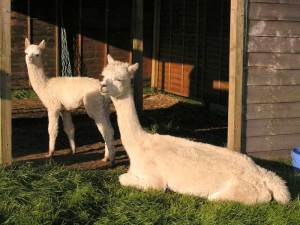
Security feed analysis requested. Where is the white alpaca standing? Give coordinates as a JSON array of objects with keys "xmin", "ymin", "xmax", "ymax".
[
  {"xmin": 24, "ymin": 39, "xmax": 115, "ymax": 162},
  {"xmin": 100, "ymin": 55, "xmax": 291, "ymax": 204}
]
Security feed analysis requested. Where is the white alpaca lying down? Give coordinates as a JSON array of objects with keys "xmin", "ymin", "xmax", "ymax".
[
  {"xmin": 100, "ymin": 55, "xmax": 291, "ymax": 204},
  {"xmin": 24, "ymin": 39, "xmax": 115, "ymax": 162}
]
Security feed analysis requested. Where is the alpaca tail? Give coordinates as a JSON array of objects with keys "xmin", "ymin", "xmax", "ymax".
[{"xmin": 262, "ymin": 168, "xmax": 291, "ymax": 204}]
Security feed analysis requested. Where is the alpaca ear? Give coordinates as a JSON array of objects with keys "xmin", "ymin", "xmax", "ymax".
[
  {"xmin": 25, "ymin": 38, "xmax": 30, "ymax": 48},
  {"xmin": 38, "ymin": 40, "xmax": 46, "ymax": 49},
  {"xmin": 107, "ymin": 54, "xmax": 115, "ymax": 64},
  {"xmin": 128, "ymin": 63, "xmax": 139, "ymax": 77}
]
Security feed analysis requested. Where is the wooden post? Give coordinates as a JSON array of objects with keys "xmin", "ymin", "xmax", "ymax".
[
  {"xmin": 132, "ymin": 0, "xmax": 143, "ymax": 112},
  {"xmin": 0, "ymin": 0, "xmax": 12, "ymax": 165},
  {"xmin": 151, "ymin": 0, "xmax": 160, "ymax": 88},
  {"xmin": 227, "ymin": 0, "xmax": 245, "ymax": 152}
]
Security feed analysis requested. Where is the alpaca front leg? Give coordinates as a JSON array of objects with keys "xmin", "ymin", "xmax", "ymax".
[
  {"xmin": 119, "ymin": 173, "xmax": 166, "ymax": 191},
  {"xmin": 48, "ymin": 111, "xmax": 59, "ymax": 157},
  {"xmin": 61, "ymin": 111, "xmax": 76, "ymax": 154}
]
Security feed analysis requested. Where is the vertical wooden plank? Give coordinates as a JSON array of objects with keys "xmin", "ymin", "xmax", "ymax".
[
  {"xmin": 27, "ymin": 0, "xmax": 31, "ymax": 40},
  {"xmin": 55, "ymin": 0, "xmax": 60, "ymax": 76},
  {"xmin": 151, "ymin": 0, "xmax": 160, "ymax": 88},
  {"xmin": 0, "ymin": 0, "xmax": 12, "ymax": 165},
  {"xmin": 200, "ymin": 0, "xmax": 207, "ymax": 99},
  {"xmin": 217, "ymin": 0, "xmax": 225, "ymax": 104},
  {"xmin": 27, "ymin": 0, "xmax": 31, "ymax": 86},
  {"xmin": 104, "ymin": 0, "xmax": 109, "ymax": 66},
  {"xmin": 194, "ymin": 0, "xmax": 200, "ymax": 97},
  {"xmin": 77, "ymin": 0, "xmax": 82, "ymax": 76},
  {"xmin": 132, "ymin": 0, "xmax": 143, "ymax": 112},
  {"xmin": 181, "ymin": 0, "xmax": 186, "ymax": 95},
  {"xmin": 227, "ymin": 0, "xmax": 245, "ymax": 152}
]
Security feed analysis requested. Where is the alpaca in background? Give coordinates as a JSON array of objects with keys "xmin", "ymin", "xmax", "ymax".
[
  {"xmin": 24, "ymin": 38, "xmax": 115, "ymax": 163},
  {"xmin": 99, "ymin": 55, "xmax": 290, "ymax": 204}
]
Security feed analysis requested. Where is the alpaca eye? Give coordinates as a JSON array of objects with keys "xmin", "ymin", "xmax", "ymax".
[{"xmin": 35, "ymin": 54, "xmax": 40, "ymax": 57}]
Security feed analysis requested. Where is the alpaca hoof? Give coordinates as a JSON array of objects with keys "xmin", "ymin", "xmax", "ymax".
[
  {"xmin": 46, "ymin": 152, "xmax": 54, "ymax": 158},
  {"xmin": 101, "ymin": 157, "xmax": 109, "ymax": 163},
  {"xmin": 70, "ymin": 149, "xmax": 76, "ymax": 155}
]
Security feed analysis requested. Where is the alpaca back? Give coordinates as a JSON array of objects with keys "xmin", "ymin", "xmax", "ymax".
[{"xmin": 46, "ymin": 77, "xmax": 103, "ymax": 110}]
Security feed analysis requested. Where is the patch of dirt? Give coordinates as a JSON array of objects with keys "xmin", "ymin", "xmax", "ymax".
[{"xmin": 12, "ymin": 94, "xmax": 227, "ymax": 169}]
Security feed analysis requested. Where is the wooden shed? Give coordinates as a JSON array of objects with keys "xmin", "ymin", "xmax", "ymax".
[{"xmin": 1, "ymin": 0, "xmax": 300, "ymax": 165}]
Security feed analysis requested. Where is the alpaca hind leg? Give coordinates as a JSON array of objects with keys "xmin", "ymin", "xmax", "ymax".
[
  {"xmin": 94, "ymin": 115, "xmax": 115, "ymax": 163},
  {"xmin": 84, "ymin": 95, "xmax": 115, "ymax": 163},
  {"xmin": 61, "ymin": 111, "xmax": 76, "ymax": 154},
  {"xmin": 208, "ymin": 179, "xmax": 259, "ymax": 205},
  {"xmin": 48, "ymin": 110, "xmax": 59, "ymax": 157},
  {"xmin": 119, "ymin": 173, "xmax": 166, "ymax": 191}
]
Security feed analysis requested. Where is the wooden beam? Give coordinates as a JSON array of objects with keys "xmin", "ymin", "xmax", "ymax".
[
  {"xmin": 132, "ymin": 0, "xmax": 143, "ymax": 112},
  {"xmin": 227, "ymin": 0, "xmax": 245, "ymax": 152},
  {"xmin": 0, "ymin": 0, "xmax": 12, "ymax": 165},
  {"xmin": 151, "ymin": 0, "xmax": 160, "ymax": 88}
]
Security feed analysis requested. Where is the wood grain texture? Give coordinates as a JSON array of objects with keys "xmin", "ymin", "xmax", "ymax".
[
  {"xmin": 246, "ymin": 118, "xmax": 300, "ymax": 136},
  {"xmin": 249, "ymin": 3, "xmax": 300, "ymax": 21},
  {"xmin": 249, "ymin": 20, "xmax": 300, "ymax": 37},
  {"xmin": 248, "ymin": 37, "xmax": 300, "ymax": 53},
  {"xmin": 247, "ymin": 149, "xmax": 291, "ymax": 160},
  {"xmin": 247, "ymin": 85, "xmax": 300, "ymax": 104},
  {"xmin": 247, "ymin": 102, "xmax": 300, "ymax": 119},
  {"xmin": 0, "ymin": 0, "xmax": 12, "ymax": 165},
  {"xmin": 227, "ymin": 0, "xmax": 244, "ymax": 152},
  {"xmin": 249, "ymin": 0, "xmax": 300, "ymax": 4},
  {"xmin": 248, "ymin": 53, "xmax": 300, "ymax": 69},
  {"xmin": 245, "ymin": 1, "xmax": 300, "ymax": 158},
  {"xmin": 246, "ymin": 133, "xmax": 300, "ymax": 152},
  {"xmin": 247, "ymin": 67, "xmax": 300, "ymax": 85}
]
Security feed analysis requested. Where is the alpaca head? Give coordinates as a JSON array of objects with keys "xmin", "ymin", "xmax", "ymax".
[
  {"xmin": 100, "ymin": 54, "xmax": 139, "ymax": 98},
  {"xmin": 24, "ymin": 38, "xmax": 45, "ymax": 65}
]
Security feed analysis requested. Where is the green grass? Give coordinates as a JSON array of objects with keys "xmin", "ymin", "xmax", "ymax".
[
  {"xmin": 12, "ymin": 89, "xmax": 37, "ymax": 100},
  {"xmin": 0, "ymin": 162, "xmax": 300, "ymax": 225}
]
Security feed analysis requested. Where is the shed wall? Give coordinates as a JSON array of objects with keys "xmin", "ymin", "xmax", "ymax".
[{"xmin": 245, "ymin": 0, "xmax": 300, "ymax": 158}]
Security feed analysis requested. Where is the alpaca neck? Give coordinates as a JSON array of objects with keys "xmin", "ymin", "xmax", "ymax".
[
  {"xmin": 26, "ymin": 62, "xmax": 49, "ymax": 95},
  {"xmin": 112, "ymin": 91, "xmax": 147, "ymax": 151}
]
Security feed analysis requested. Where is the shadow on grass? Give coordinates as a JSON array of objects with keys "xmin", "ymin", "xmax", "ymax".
[{"xmin": 253, "ymin": 157, "xmax": 300, "ymax": 200}]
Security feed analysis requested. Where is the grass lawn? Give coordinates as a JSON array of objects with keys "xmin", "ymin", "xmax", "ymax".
[{"xmin": 0, "ymin": 162, "xmax": 299, "ymax": 225}]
